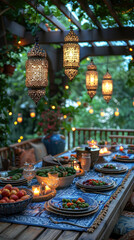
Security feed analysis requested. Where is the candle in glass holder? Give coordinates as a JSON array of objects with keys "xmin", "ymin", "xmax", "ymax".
[
  {"xmin": 32, "ymin": 185, "xmax": 40, "ymax": 197},
  {"xmin": 45, "ymin": 185, "xmax": 51, "ymax": 194},
  {"xmin": 120, "ymin": 146, "xmax": 124, "ymax": 152},
  {"xmin": 73, "ymin": 160, "xmax": 81, "ymax": 173}
]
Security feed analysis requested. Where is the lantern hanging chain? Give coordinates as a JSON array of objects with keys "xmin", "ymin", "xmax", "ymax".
[
  {"xmin": 70, "ymin": 0, "xmax": 72, "ymax": 29},
  {"xmin": 107, "ymin": 56, "xmax": 109, "ymax": 72},
  {"xmin": 35, "ymin": 0, "xmax": 38, "ymax": 42}
]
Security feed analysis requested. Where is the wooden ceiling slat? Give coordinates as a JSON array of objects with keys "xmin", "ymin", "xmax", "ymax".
[
  {"xmin": 103, "ymin": 0, "xmax": 130, "ymax": 47},
  {"xmin": 77, "ymin": 0, "xmax": 102, "ymax": 29},
  {"xmin": 24, "ymin": 0, "xmax": 66, "ymax": 31},
  {"xmin": 3, "ymin": 17, "xmax": 25, "ymax": 37},
  {"xmin": 21, "ymin": 28, "xmax": 134, "ymax": 45},
  {"xmin": 51, "ymin": 0, "xmax": 81, "ymax": 30}
]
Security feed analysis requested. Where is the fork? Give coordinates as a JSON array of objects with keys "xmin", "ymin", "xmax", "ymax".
[{"xmin": 49, "ymin": 217, "xmax": 88, "ymax": 229}]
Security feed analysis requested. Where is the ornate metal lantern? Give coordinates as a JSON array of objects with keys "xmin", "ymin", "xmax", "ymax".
[
  {"xmin": 26, "ymin": 40, "xmax": 48, "ymax": 104},
  {"xmin": 102, "ymin": 71, "xmax": 113, "ymax": 103},
  {"xmin": 63, "ymin": 27, "xmax": 80, "ymax": 80},
  {"xmin": 86, "ymin": 59, "xmax": 98, "ymax": 99}
]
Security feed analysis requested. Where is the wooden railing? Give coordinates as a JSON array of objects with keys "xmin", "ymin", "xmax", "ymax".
[{"xmin": 67, "ymin": 128, "xmax": 134, "ymax": 149}]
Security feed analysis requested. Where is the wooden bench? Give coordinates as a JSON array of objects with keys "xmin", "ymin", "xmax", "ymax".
[{"xmin": 109, "ymin": 135, "xmax": 134, "ymax": 144}]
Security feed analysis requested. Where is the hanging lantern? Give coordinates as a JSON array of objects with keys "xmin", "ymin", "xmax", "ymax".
[
  {"xmin": 26, "ymin": 39, "xmax": 48, "ymax": 104},
  {"xmin": 86, "ymin": 59, "xmax": 98, "ymax": 99},
  {"xmin": 100, "ymin": 109, "xmax": 105, "ymax": 117},
  {"xmin": 115, "ymin": 108, "xmax": 119, "ymax": 117},
  {"xmin": 89, "ymin": 106, "xmax": 94, "ymax": 114},
  {"xmin": 63, "ymin": 27, "xmax": 80, "ymax": 80},
  {"xmin": 102, "ymin": 71, "xmax": 113, "ymax": 103},
  {"xmin": 30, "ymin": 109, "xmax": 36, "ymax": 118},
  {"xmin": 17, "ymin": 113, "xmax": 23, "ymax": 123}
]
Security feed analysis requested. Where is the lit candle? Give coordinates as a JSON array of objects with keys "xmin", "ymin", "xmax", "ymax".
[
  {"xmin": 32, "ymin": 185, "xmax": 40, "ymax": 197},
  {"xmin": 120, "ymin": 146, "xmax": 124, "ymax": 152},
  {"xmin": 45, "ymin": 185, "xmax": 51, "ymax": 194}
]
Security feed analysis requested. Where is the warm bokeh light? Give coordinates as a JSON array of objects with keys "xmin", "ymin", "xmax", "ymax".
[
  {"xmin": 20, "ymin": 136, "xmax": 23, "ymax": 140},
  {"xmin": 18, "ymin": 40, "xmax": 21, "ymax": 44},
  {"xmin": 63, "ymin": 115, "xmax": 67, "ymax": 119},
  {"xmin": 72, "ymin": 127, "xmax": 76, "ymax": 131},
  {"xmin": 30, "ymin": 109, "xmax": 36, "ymax": 118},
  {"xmin": 9, "ymin": 112, "xmax": 12, "ymax": 116},
  {"xmin": 86, "ymin": 57, "xmax": 90, "ymax": 61},
  {"xmin": 65, "ymin": 85, "xmax": 69, "ymax": 89},
  {"xmin": 133, "ymin": 98, "xmax": 134, "ymax": 106},
  {"xmin": 18, "ymin": 139, "xmax": 21, "ymax": 143},
  {"xmin": 17, "ymin": 113, "xmax": 23, "ymax": 123},
  {"xmin": 102, "ymin": 71, "xmax": 113, "ymax": 103},
  {"xmin": 100, "ymin": 109, "xmax": 105, "ymax": 117},
  {"xmin": 55, "ymin": 28, "xmax": 58, "ymax": 31},
  {"xmin": 114, "ymin": 108, "xmax": 119, "ymax": 117},
  {"xmin": 89, "ymin": 107, "xmax": 94, "ymax": 114},
  {"xmin": 14, "ymin": 121, "xmax": 18, "ymax": 125},
  {"xmin": 51, "ymin": 105, "xmax": 56, "ymax": 109},
  {"xmin": 68, "ymin": 18, "xmax": 71, "ymax": 22},
  {"xmin": 44, "ymin": 101, "xmax": 47, "ymax": 104},
  {"xmin": 48, "ymin": 27, "xmax": 51, "ymax": 31},
  {"xmin": 77, "ymin": 101, "xmax": 81, "ymax": 106},
  {"xmin": 129, "ymin": 48, "xmax": 133, "ymax": 52}
]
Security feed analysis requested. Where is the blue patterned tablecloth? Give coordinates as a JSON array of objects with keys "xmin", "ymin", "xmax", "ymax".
[{"xmin": 0, "ymin": 150, "xmax": 133, "ymax": 232}]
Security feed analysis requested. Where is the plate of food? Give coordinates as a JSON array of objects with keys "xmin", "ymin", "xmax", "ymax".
[
  {"xmin": 113, "ymin": 155, "xmax": 134, "ymax": 162},
  {"xmin": 76, "ymin": 177, "xmax": 114, "ymax": 189},
  {"xmin": 0, "ymin": 169, "xmax": 27, "ymax": 185},
  {"xmin": 128, "ymin": 144, "xmax": 134, "ymax": 150},
  {"xmin": 49, "ymin": 196, "xmax": 97, "ymax": 212},
  {"xmin": 95, "ymin": 163, "xmax": 128, "ymax": 173}
]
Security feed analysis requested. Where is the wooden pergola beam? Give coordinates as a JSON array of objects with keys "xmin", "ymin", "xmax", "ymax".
[
  {"xmin": 80, "ymin": 46, "xmax": 129, "ymax": 60},
  {"xmin": 3, "ymin": 17, "xmax": 25, "ymax": 38},
  {"xmin": 24, "ymin": 0, "xmax": 66, "ymax": 31},
  {"xmin": 51, "ymin": 0, "xmax": 81, "ymax": 29},
  {"xmin": 21, "ymin": 27, "xmax": 134, "ymax": 45}
]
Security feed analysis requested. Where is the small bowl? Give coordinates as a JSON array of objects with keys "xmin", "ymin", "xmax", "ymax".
[
  {"xmin": 0, "ymin": 188, "xmax": 33, "ymax": 215},
  {"xmin": 36, "ymin": 174, "xmax": 76, "ymax": 189}
]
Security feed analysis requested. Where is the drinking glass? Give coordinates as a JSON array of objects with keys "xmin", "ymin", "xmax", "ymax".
[
  {"xmin": 47, "ymin": 172, "xmax": 59, "ymax": 190},
  {"xmin": 23, "ymin": 163, "xmax": 36, "ymax": 187},
  {"xmin": 81, "ymin": 153, "xmax": 91, "ymax": 172}
]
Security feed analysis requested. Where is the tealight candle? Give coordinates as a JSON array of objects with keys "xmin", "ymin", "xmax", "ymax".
[
  {"xmin": 120, "ymin": 146, "xmax": 124, "ymax": 152},
  {"xmin": 32, "ymin": 185, "xmax": 40, "ymax": 197}
]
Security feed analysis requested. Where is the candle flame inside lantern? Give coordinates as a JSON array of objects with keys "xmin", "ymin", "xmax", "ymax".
[{"xmin": 119, "ymin": 146, "xmax": 124, "ymax": 151}]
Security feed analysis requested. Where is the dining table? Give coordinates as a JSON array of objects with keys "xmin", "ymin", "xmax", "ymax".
[{"xmin": 0, "ymin": 145, "xmax": 134, "ymax": 240}]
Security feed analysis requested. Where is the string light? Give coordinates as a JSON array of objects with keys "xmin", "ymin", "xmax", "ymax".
[
  {"xmin": 20, "ymin": 136, "xmax": 23, "ymax": 140},
  {"xmin": 9, "ymin": 112, "xmax": 12, "ymax": 116},
  {"xmin": 89, "ymin": 107, "xmax": 94, "ymax": 114},
  {"xmin": 14, "ymin": 121, "xmax": 18, "ymax": 125},
  {"xmin": 86, "ymin": 57, "xmax": 90, "ymax": 61},
  {"xmin": 51, "ymin": 105, "xmax": 56, "ymax": 109},
  {"xmin": 65, "ymin": 85, "xmax": 69, "ymax": 89},
  {"xmin": 17, "ymin": 113, "xmax": 23, "ymax": 123},
  {"xmin": 129, "ymin": 48, "xmax": 133, "ymax": 52},
  {"xmin": 55, "ymin": 28, "xmax": 58, "ymax": 31},
  {"xmin": 64, "ymin": 115, "xmax": 67, "ymax": 119},
  {"xmin": 68, "ymin": 18, "xmax": 71, "ymax": 22},
  {"xmin": 77, "ymin": 101, "xmax": 81, "ymax": 106},
  {"xmin": 100, "ymin": 109, "xmax": 105, "ymax": 117},
  {"xmin": 72, "ymin": 127, "xmax": 76, "ymax": 131},
  {"xmin": 114, "ymin": 108, "xmax": 119, "ymax": 117},
  {"xmin": 30, "ymin": 109, "xmax": 36, "ymax": 118},
  {"xmin": 18, "ymin": 40, "xmax": 21, "ymax": 44},
  {"xmin": 18, "ymin": 139, "xmax": 21, "ymax": 143}
]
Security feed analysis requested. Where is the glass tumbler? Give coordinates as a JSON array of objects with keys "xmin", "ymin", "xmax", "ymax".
[{"xmin": 81, "ymin": 153, "xmax": 91, "ymax": 172}]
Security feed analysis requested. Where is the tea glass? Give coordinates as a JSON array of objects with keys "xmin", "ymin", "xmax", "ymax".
[
  {"xmin": 81, "ymin": 153, "xmax": 91, "ymax": 172},
  {"xmin": 23, "ymin": 163, "xmax": 36, "ymax": 187}
]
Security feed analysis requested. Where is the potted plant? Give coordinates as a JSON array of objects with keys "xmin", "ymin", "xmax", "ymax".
[{"xmin": 37, "ymin": 107, "xmax": 65, "ymax": 155}]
